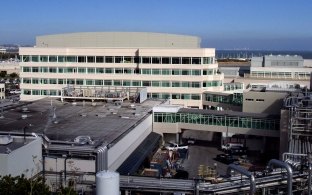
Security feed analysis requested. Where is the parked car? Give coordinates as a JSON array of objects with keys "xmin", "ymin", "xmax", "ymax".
[
  {"xmin": 166, "ymin": 143, "xmax": 189, "ymax": 151},
  {"xmin": 221, "ymin": 143, "xmax": 244, "ymax": 151},
  {"xmin": 215, "ymin": 154, "xmax": 237, "ymax": 164},
  {"xmin": 228, "ymin": 146, "xmax": 248, "ymax": 155},
  {"xmin": 9, "ymin": 89, "xmax": 21, "ymax": 94}
]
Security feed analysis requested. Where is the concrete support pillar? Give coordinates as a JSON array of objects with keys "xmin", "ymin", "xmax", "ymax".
[
  {"xmin": 262, "ymin": 136, "xmax": 266, "ymax": 153},
  {"xmin": 176, "ymin": 133, "xmax": 180, "ymax": 144}
]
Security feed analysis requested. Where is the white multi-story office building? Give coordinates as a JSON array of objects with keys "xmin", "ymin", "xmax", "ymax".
[{"xmin": 19, "ymin": 32, "xmax": 224, "ymax": 108}]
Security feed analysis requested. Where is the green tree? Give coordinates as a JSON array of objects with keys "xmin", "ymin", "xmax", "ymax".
[
  {"xmin": 0, "ymin": 71, "xmax": 6, "ymax": 78},
  {"xmin": 0, "ymin": 174, "xmax": 50, "ymax": 195},
  {"xmin": 9, "ymin": 72, "xmax": 18, "ymax": 78}
]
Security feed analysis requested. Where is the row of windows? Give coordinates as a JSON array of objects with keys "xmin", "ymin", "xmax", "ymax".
[
  {"xmin": 250, "ymin": 71, "xmax": 311, "ymax": 79},
  {"xmin": 22, "ymin": 78, "xmax": 222, "ymax": 88},
  {"xmin": 22, "ymin": 89, "xmax": 202, "ymax": 100},
  {"xmin": 153, "ymin": 113, "xmax": 279, "ymax": 131},
  {"xmin": 223, "ymin": 83, "xmax": 244, "ymax": 91},
  {"xmin": 22, "ymin": 67, "xmax": 218, "ymax": 76},
  {"xmin": 245, "ymin": 98, "xmax": 265, "ymax": 102},
  {"xmin": 148, "ymin": 93, "xmax": 201, "ymax": 100},
  {"xmin": 21, "ymin": 55, "xmax": 215, "ymax": 65},
  {"xmin": 204, "ymin": 93, "xmax": 243, "ymax": 106}
]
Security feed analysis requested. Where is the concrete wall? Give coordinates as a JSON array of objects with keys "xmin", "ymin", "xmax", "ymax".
[
  {"xmin": 243, "ymin": 91, "xmax": 288, "ymax": 114},
  {"xmin": 108, "ymin": 114, "xmax": 153, "ymax": 170},
  {"xmin": 36, "ymin": 32, "xmax": 201, "ymax": 48},
  {"xmin": 0, "ymin": 137, "xmax": 42, "ymax": 178}
]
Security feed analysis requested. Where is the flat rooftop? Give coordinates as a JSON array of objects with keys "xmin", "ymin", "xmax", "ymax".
[{"xmin": 0, "ymin": 98, "xmax": 162, "ymax": 145}]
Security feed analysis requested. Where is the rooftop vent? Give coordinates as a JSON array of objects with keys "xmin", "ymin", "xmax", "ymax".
[{"xmin": 0, "ymin": 135, "xmax": 13, "ymax": 145}]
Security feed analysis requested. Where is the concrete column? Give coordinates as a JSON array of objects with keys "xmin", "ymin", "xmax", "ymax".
[{"xmin": 176, "ymin": 133, "xmax": 180, "ymax": 144}]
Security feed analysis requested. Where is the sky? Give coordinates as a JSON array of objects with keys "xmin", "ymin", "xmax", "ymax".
[{"xmin": 0, "ymin": 0, "xmax": 312, "ymax": 50}]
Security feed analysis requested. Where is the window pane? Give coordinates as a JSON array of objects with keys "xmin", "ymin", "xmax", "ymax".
[
  {"xmin": 86, "ymin": 79, "xmax": 94, "ymax": 85},
  {"xmin": 142, "ymin": 69, "xmax": 151, "ymax": 74},
  {"xmin": 78, "ymin": 56, "xmax": 86, "ymax": 63},
  {"xmin": 22, "ymin": 55, "xmax": 30, "ymax": 62},
  {"xmin": 104, "ymin": 80, "xmax": 112, "ymax": 86},
  {"xmin": 32, "ymin": 67, "xmax": 39, "ymax": 72},
  {"xmin": 58, "ymin": 68, "xmax": 64, "ymax": 73},
  {"xmin": 31, "ymin": 56, "xmax": 39, "ymax": 62},
  {"xmin": 67, "ymin": 56, "xmax": 77, "ymax": 62},
  {"xmin": 95, "ymin": 80, "xmax": 103, "ymax": 85},
  {"xmin": 113, "ymin": 80, "xmax": 121, "ymax": 86},
  {"xmin": 152, "ymin": 57, "xmax": 161, "ymax": 64},
  {"xmin": 96, "ymin": 68, "xmax": 104, "ymax": 73},
  {"xmin": 58, "ymin": 79, "xmax": 64, "ymax": 84},
  {"xmin": 49, "ymin": 67, "xmax": 57, "ymax": 73},
  {"xmin": 142, "ymin": 81, "xmax": 151, "ymax": 86},
  {"xmin": 162, "ymin": 81, "xmax": 170, "ymax": 87},
  {"xmin": 87, "ymin": 56, "xmax": 95, "ymax": 63},
  {"xmin": 162, "ymin": 57, "xmax": 170, "ymax": 64},
  {"xmin": 182, "ymin": 57, "xmax": 191, "ymax": 64},
  {"xmin": 49, "ymin": 56, "xmax": 57, "ymax": 62},
  {"xmin": 40, "ymin": 56, "xmax": 48, "ymax": 62},
  {"xmin": 142, "ymin": 57, "xmax": 151, "ymax": 64},
  {"xmin": 115, "ymin": 68, "xmax": 123, "ymax": 74},
  {"xmin": 182, "ymin": 70, "xmax": 189, "ymax": 75},
  {"xmin": 152, "ymin": 81, "xmax": 160, "ymax": 87},
  {"xmin": 123, "ymin": 80, "xmax": 131, "ymax": 86},
  {"xmin": 32, "ymin": 78, "xmax": 39, "ymax": 84},
  {"xmin": 105, "ymin": 68, "xmax": 113, "ymax": 73},
  {"xmin": 172, "ymin": 94, "xmax": 180, "ymax": 99},
  {"xmin": 172, "ymin": 82, "xmax": 180, "ymax": 87},
  {"xmin": 115, "ymin": 56, "xmax": 123, "ymax": 63},
  {"xmin": 96, "ymin": 56, "xmax": 104, "ymax": 63},
  {"xmin": 76, "ymin": 79, "xmax": 84, "ymax": 85},
  {"xmin": 105, "ymin": 56, "xmax": 113, "ymax": 63},
  {"xmin": 78, "ymin": 67, "xmax": 86, "ymax": 73},
  {"xmin": 87, "ymin": 68, "xmax": 95, "ymax": 73},
  {"xmin": 192, "ymin": 57, "xmax": 201, "ymax": 64},
  {"xmin": 58, "ymin": 56, "xmax": 66, "ymax": 62},
  {"xmin": 172, "ymin": 57, "xmax": 181, "ymax": 64},
  {"xmin": 124, "ymin": 56, "xmax": 133, "ymax": 63},
  {"xmin": 132, "ymin": 80, "xmax": 141, "ymax": 86},
  {"xmin": 172, "ymin": 69, "xmax": 180, "ymax": 75},
  {"xmin": 162, "ymin": 69, "xmax": 170, "ymax": 75},
  {"xmin": 49, "ymin": 79, "xmax": 57, "ymax": 84},
  {"xmin": 152, "ymin": 69, "xmax": 160, "ymax": 75}
]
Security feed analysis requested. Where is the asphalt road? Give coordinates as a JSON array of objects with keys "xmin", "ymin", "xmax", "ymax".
[{"xmin": 182, "ymin": 145, "xmax": 229, "ymax": 178}]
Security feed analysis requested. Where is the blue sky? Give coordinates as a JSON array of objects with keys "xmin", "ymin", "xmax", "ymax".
[{"xmin": 1, "ymin": 0, "xmax": 312, "ymax": 50}]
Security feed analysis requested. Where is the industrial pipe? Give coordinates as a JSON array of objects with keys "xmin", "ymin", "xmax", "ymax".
[
  {"xmin": 96, "ymin": 145, "xmax": 108, "ymax": 172},
  {"xmin": 268, "ymin": 159, "xmax": 293, "ymax": 195},
  {"xmin": 226, "ymin": 164, "xmax": 256, "ymax": 195}
]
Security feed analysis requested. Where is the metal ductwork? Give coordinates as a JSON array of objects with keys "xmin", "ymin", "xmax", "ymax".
[
  {"xmin": 226, "ymin": 164, "xmax": 256, "ymax": 195},
  {"xmin": 268, "ymin": 159, "xmax": 293, "ymax": 195},
  {"xmin": 96, "ymin": 145, "xmax": 108, "ymax": 172}
]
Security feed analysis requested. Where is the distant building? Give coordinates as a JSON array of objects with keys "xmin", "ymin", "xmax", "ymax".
[
  {"xmin": 249, "ymin": 55, "xmax": 311, "ymax": 80},
  {"xmin": 19, "ymin": 32, "xmax": 224, "ymax": 108},
  {"xmin": 0, "ymin": 48, "xmax": 6, "ymax": 54}
]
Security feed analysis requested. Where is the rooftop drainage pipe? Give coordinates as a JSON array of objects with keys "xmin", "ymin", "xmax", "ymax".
[
  {"xmin": 268, "ymin": 159, "xmax": 293, "ymax": 195},
  {"xmin": 226, "ymin": 164, "xmax": 256, "ymax": 195},
  {"xmin": 96, "ymin": 145, "xmax": 108, "ymax": 172}
]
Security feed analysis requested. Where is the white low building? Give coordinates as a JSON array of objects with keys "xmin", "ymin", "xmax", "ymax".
[{"xmin": 0, "ymin": 135, "xmax": 42, "ymax": 178}]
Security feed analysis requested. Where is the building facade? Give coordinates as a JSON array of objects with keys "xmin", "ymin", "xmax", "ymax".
[{"xmin": 19, "ymin": 32, "xmax": 224, "ymax": 108}]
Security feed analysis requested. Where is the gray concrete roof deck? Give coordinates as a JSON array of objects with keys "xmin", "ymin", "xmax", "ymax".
[
  {"xmin": 178, "ymin": 108, "xmax": 280, "ymax": 119},
  {"xmin": 0, "ymin": 98, "xmax": 162, "ymax": 144}
]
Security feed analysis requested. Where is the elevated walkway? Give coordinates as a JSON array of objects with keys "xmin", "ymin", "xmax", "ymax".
[{"xmin": 153, "ymin": 107, "xmax": 280, "ymax": 137}]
